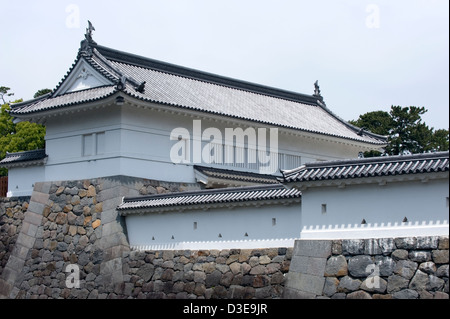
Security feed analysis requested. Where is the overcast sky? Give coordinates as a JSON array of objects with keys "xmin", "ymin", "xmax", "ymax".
[{"xmin": 1, "ymin": 0, "xmax": 448, "ymax": 130}]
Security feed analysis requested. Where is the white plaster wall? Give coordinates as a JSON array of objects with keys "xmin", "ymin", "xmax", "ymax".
[
  {"xmin": 7, "ymin": 165, "xmax": 45, "ymax": 197},
  {"xmin": 124, "ymin": 203, "xmax": 301, "ymax": 250},
  {"xmin": 40, "ymin": 101, "xmax": 379, "ymax": 183},
  {"xmin": 300, "ymin": 178, "xmax": 449, "ymax": 239}
]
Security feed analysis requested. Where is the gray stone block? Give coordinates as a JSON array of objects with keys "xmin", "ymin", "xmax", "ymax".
[
  {"xmin": 97, "ymin": 186, "xmax": 120, "ymax": 202},
  {"xmin": 436, "ymin": 264, "xmax": 449, "ymax": 277},
  {"xmin": 361, "ymin": 276, "xmax": 387, "ymax": 293},
  {"xmin": 137, "ymin": 264, "xmax": 155, "ymax": 282},
  {"xmin": 387, "ymin": 274, "xmax": 409, "ymax": 293},
  {"xmin": 378, "ymin": 238, "xmax": 396, "ymax": 254},
  {"xmin": 11, "ymin": 244, "xmax": 29, "ymax": 260},
  {"xmin": 323, "ymin": 277, "xmax": 339, "ymax": 297},
  {"xmin": 102, "ymin": 198, "xmax": 122, "ymax": 212},
  {"xmin": 347, "ymin": 290, "xmax": 372, "ymax": 299},
  {"xmin": 408, "ymin": 251, "xmax": 431, "ymax": 262},
  {"xmin": 348, "ymin": 255, "xmax": 374, "ymax": 277},
  {"xmin": 394, "ymin": 260, "xmax": 418, "ymax": 279},
  {"xmin": 100, "ymin": 257, "xmax": 123, "ymax": 282},
  {"xmin": 33, "ymin": 182, "xmax": 51, "ymax": 194},
  {"xmin": 338, "ymin": 276, "xmax": 361, "ymax": 292},
  {"xmin": 392, "ymin": 289, "xmax": 419, "ymax": 299},
  {"xmin": 293, "ymin": 240, "xmax": 331, "ymax": 258},
  {"xmin": 101, "ymin": 220, "xmax": 121, "ymax": 237},
  {"xmin": 342, "ymin": 239, "xmax": 365, "ymax": 255},
  {"xmin": 409, "ymin": 270, "xmax": 430, "ymax": 290},
  {"xmin": 24, "ymin": 211, "xmax": 44, "ymax": 228},
  {"xmin": 364, "ymin": 238, "xmax": 382, "ymax": 255},
  {"xmin": 16, "ymin": 232, "xmax": 36, "ymax": 249},
  {"xmin": 325, "ymin": 255, "xmax": 348, "ymax": 277},
  {"xmin": 27, "ymin": 201, "xmax": 46, "ymax": 216},
  {"xmin": 392, "ymin": 249, "xmax": 409, "ymax": 260},
  {"xmin": 0, "ymin": 278, "xmax": 13, "ymax": 298},
  {"xmin": 416, "ymin": 236, "xmax": 439, "ymax": 249},
  {"xmin": 375, "ymin": 256, "xmax": 396, "ymax": 277},
  {"xmin": 289, "ymin": 255, "xmax": 327, "ymax": 276},
  {"xmin": 30, "ymin": 191, "xmax": 50, "ymax": 205},
  {"xmin": 285, "ymin": 272, "xmax": 325, "ymax": 295},
  {"xmin": 101, "ymin": 208, "xmax": 119, "ymax": 224},
  {"xmin": 5, "ymin": 255, "xmax": 26, "ymax": 273},
  {"xmin": 283, "ymin": 287, "xmax": 316, "ymax": 299},
  {"xmin": 394, "ymin": 237, "xmax": 417, "ymax": 250}
]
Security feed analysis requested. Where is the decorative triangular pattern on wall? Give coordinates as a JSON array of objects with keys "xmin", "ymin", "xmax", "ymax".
[{"xmin": 54, "ymin": 59, "xmax": 113, "ymax": 96}]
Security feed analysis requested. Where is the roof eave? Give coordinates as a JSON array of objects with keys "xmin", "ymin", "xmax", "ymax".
[
  {"xmin": 284, "ymin": 169, "xmax": 449, "ymax": 190},
  {"xmin": 118, "ymin": 196, "xmax": 301, "ymax": 216},
  {"xmin": 122, "ymin": 92, "xmax": 388, "ymax": 147},
  {"xmin": 8, "ymin": 89, "xmax": 121, "ymax": 122},
  {"xmin": 0, "ymin": 157, "xmax": 47, "ymax": 169}
]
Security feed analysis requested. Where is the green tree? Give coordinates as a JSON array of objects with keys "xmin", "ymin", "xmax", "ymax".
[
  {"xmin": 430, "ymin": 129, "xmax": 450, "ymax": 152},
  {"xmin": 349, "ymin": 110, "xmax": 393, "ymax": 136},
  {"xmin": 350, "ymin": 105, "xmax": 449, "ymax": 156},
  {"xmin": 0, "ymin": 86, "xmax": 14, "ymax": 104},
  {"xmin": 0, "ymin": 87, "xmax": 47, "ymax": 175},
  {"xmin": 33, "ymin": 88, "xmax": 52, "ymax": 98}
]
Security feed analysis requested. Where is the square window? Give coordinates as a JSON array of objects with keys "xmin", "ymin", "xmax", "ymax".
[{"xmin": 83, "ymin": 134, "xmax": 93, "ymax": 156}]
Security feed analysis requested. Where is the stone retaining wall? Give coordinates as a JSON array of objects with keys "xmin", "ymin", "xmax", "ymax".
[
  {"xmin": 118, "ymin": 248, "xmax": 291, "ymax": 299},
  {"xmin": 284, "ymin": 237, "xmax": 449, "ymax": 299},
  {"xmin": 1, "ymin": 176, "xmax": 292, "ymax": 299},
  {"xmin": 0, "ymin": 197, "xmax": 29, "ymax": 278},
  {"xmin": 1, "ymin": 176, "xmax": 448, "ymax": 299}
]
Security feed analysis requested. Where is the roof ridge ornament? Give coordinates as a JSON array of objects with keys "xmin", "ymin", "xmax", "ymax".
[
  {"xmin": 80, "ymin": 20, "xmax": 96, "ymax": 56},
  {"xmin": 313, "ymin": 80, "xmax": 321, "ymax": 97},
  {"xmin": 313, "ymin": 80, "xmax": 326, "ymax": 105},
  {"xmin": 85, "ymin": 20, "xmax": 96, "ymax": 45}
]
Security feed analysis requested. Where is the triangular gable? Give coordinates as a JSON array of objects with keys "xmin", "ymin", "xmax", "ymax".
[{"xmin": 54, "ymin": 59, "xmax": 113, "ymax": 96}]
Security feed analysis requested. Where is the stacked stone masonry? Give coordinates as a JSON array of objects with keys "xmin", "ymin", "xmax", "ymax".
[
  {"xmin": 0, "ymin": 176, "xmax": 291, "ymax": 299},
  {"xmin": 0, "ymin": 197, "xmax": 30, "ymax": 279},
  {"xmin": 284, "ymin": 236, "xmax": 449, "ymax": 299},
  {"xmin": 1, "ymin": 176, "xmax": 449, "ymax": 299}
]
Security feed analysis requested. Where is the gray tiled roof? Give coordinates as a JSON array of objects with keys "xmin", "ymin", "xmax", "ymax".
[
  {"xmin": 118, "ymin": 184, "xmax": 300, "ymax": 214},
  {"xmin": 10, "ymin": 86, "xmax": 117, "ymax": 115},
  {"xmin": 281, "ymin": 151, "xmax": 449, "ymax": 183},
  {"xmin": 194, "ymin": 165, "xmax": 279, "ymax": 185},
  {"xmin": 0, "ymin": 149, "xmax": 47, "ymax": 167},
  {"xmin": 10, "ymin": 40, "xmax": 387, "ymax": 146}
]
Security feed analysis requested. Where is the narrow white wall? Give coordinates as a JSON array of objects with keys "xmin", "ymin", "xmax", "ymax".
[
  {"xmin": 7, "ymin": 165, "xmax": 45, "ymax": 197},
  {"xmin": 124, "ymin": 203, "xmax": 301, "ymax": 250},
  {"xmin": 300, "ymin": 178, "xmax": 449, "ymax": 239}
]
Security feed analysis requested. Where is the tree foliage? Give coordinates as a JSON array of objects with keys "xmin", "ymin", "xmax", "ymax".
[
  {"xmin": 350, "ymin": 105, "xmax": 449, "ymax": 156},
  {"xmin": 0, "ymin": 87, "xmax": 47, "ymax": 175},
  {"xmin": 34, "ymin": 88, "xmax": 52, "ymax": 98},
  {"xmin": 0, "ymin": 86, "xmax": 14, "ymax": 105}
]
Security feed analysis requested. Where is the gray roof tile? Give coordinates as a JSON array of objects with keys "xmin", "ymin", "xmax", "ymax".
[
  {"xmin": 281, "ymin": 151, "xmax": 449, "ymax": 183},
  {"xmin": 194, "ymin": 165, "xmax": 279, "ymax": 185},
  {"xmin": 0, "ymin": 149, "xmax": 47, "ymax": 167},
  {"xmin": 118, "ymin": 184, "xmax": 300, "ymax": 214},
  {"xmin": 10, "ymin": 41, "xmax": 387, "ymax": 146}
]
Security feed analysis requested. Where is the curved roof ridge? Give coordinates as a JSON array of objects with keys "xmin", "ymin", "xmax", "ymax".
[
  {"xmin": 9, "ymin": 37, "xmax": 387, "ymax": 146},
  {"xmin": 93, "ymin": 43, "xmax": 320, "ymax": 106},
  {"xmin": 122, "ymin": 184, "xmax": 286, "ymax": 203},
  {"xmin": 281, "ymin": 151, "xmax": 449, "ymax": 182}
]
